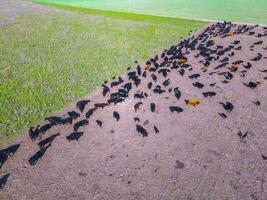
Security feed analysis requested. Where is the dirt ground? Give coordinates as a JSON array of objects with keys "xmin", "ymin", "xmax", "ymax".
[{"xmin": 1, "ymin": 2, "xmax": 267, "ymax": 200}]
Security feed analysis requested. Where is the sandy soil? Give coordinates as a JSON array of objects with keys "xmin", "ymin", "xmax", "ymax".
[{"xmin": 0, "ymin": 14, "xmax": 267, "ymax": 200}]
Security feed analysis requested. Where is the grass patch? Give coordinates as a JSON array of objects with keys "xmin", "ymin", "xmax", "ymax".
[
  {"xmin": 36, "ymin": 0, "xmax": 267, "ymax": 24},
  {"xmin": 0, "ymin": 3, "xmax": 206, "ymax": 146}
]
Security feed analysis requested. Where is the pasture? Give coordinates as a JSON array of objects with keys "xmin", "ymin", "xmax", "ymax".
[{"xmin": 36, "ymin": 0, "xmax": 267, "ymax": 24}]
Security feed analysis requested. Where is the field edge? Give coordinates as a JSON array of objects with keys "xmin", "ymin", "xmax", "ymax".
[
  {"xmin": 0, "ymin": 1, "xmax": 207, "ymax": 147},
  {"xmin": 34, "ymin": 1, "xmax": 206, "ymax": 25}
]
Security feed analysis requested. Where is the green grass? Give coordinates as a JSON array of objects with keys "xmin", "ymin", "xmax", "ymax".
[
  {"xmin": 0, "ymin": 4, "xmax": 205, "ymax": 146},
  {"xmin": 35, "ymin": 0, "xmax": 267, "ymax": 24}
]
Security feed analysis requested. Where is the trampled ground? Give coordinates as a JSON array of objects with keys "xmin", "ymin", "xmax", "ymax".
[
  {"xmin": 36, "ymin": 0, "xmax": 267, "ymax": 24},
  {"xmin": 1, "ymin": 20, "xmax": 267, "ymax": 199}
]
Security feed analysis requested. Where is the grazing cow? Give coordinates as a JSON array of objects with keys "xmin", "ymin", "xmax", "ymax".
[
  {"xmin": 66, "ymin": 132, "xmax": 84, "ymax": 142},
  {"xmin": 136, "ymin": 125, "xmax": 148, "ymax": 137},
  {"xmin": 113, "ymin": 111, "xmax": 120, "ymax": 121}
]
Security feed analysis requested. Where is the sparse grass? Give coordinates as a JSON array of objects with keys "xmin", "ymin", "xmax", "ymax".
[{"xmin": 0, "ymin": 3, "xmax": 206, "ymax": 146}]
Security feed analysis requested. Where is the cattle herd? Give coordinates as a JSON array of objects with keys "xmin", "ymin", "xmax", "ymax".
[{"xmin": 1, "ymin": 21, "xmax": 267, "ymax": 190}]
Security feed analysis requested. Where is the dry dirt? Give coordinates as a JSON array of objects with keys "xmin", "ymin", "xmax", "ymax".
[{"xmin": 0, "ymin": 20, "xmax": 267, "ymax": 199}]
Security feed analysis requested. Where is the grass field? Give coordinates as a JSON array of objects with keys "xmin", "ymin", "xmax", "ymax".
[
  {"xmin": 0, "ymin": 3, "xmax": 205, "ymax": 146},
  {"xmin": 36, "ymin": 0, "xmax": 267, "ymax": 24}
]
